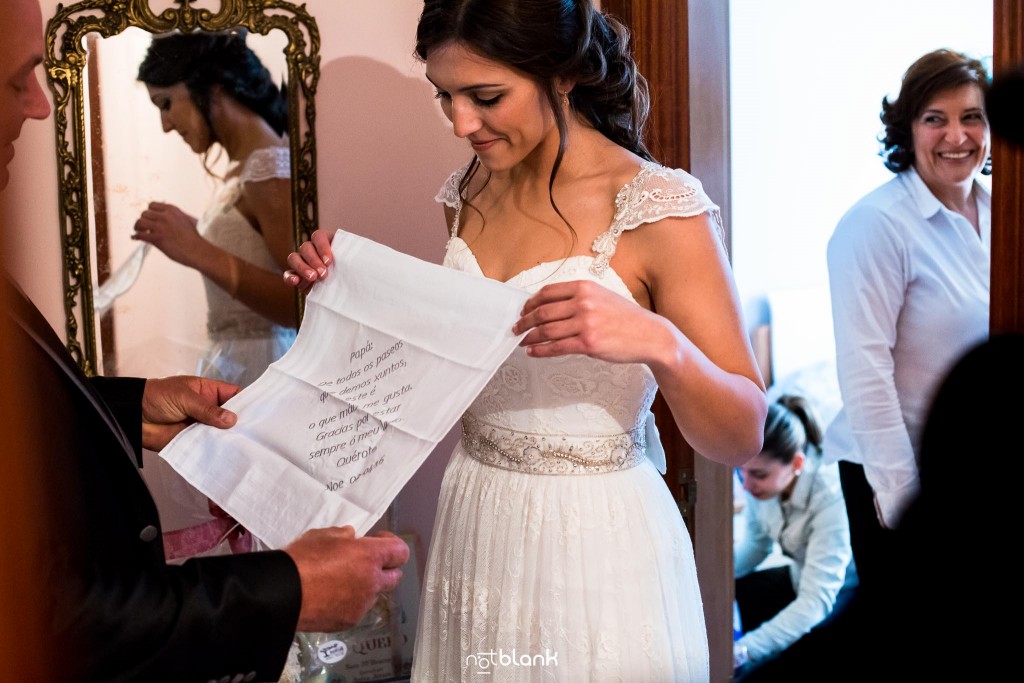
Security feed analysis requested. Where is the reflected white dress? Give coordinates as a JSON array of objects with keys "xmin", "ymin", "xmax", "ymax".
[
  {"xmin": 196, "ymin": 146, "xmax": 297, "ymax": 387},
  {"xmin": 411, "ymin": 161, "xmax": 719, "ymax": 683},
  {"xmin": 157, "ymin": 147, "xmax": 297, "ymax": 562}
]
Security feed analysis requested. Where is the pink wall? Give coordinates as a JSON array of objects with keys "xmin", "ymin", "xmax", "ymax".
[
  {"xmin": 310, "ymin": 1, "xmax": 470, "ymax": 574},
  {"xmin": 7, "ymin": 0, "xmax": 473, "ymax": 575}
]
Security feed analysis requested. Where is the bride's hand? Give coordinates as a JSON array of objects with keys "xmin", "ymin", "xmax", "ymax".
[
  {"xmin": 283, "ymin": 228, "xmax": 337, "ymax": 293},
  {"xmin": 512, "ymin": 280, "xmax": 674, "ymax": 366},
  {"xmin": 132, "ymin": 202, "xmax": 203, "ymax": 267}
]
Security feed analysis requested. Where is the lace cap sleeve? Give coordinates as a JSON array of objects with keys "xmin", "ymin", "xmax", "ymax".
[
  {"xmin": 240, "ymin": 147, "xmax": 291, "ymax": 184},
  {"xmin": 591, "ymin": 161, "xmax": 724, "ymax": 275},
  {"xmin": 434, "ymin": 160, "xmax": 474, "ymax": 238}
]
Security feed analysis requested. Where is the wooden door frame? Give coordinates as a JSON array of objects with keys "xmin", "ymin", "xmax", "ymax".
[
  {"xmin": 992, "ymin": 0, "xmax": 1024, "ymax": 334},
  {"xmin": 686, "ymin": 4, "xmax": 734, "ymax": 680},
  {"xmin": 601, "ymin": 1, "xmax": 733, "ymax": 680}
]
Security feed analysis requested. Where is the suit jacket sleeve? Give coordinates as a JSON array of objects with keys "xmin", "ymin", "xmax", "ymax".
[
  {"xmin": 76, "ymin": 550, "xmax": 303, "ymax": 683},
  {"xmin": 3, "ymin": 277, "xmax": 303, "ymax": 683}
]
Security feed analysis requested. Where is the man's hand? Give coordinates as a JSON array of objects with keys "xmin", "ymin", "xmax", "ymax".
[
  {"xmin": 141, "ymin": 376, "xmax": 241, "ymax": 451},
  {"xmin": 285, "ymin": 526, "xmax": 410, "ymax": 632}
]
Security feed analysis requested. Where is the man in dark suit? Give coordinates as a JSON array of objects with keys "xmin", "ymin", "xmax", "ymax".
[{"xmin": 0, "ymin": 1, "xmax": 410, "ymax": 681}]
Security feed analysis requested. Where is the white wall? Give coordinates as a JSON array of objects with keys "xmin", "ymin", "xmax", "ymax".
[{"xmin": 730, "ymin": 0, "xmax": 993, "ymax": 330}]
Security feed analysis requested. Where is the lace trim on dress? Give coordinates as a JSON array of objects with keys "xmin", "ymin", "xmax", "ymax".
[
  {"xmin": 435, "ymin": 160, "xmax": 475, "ymax": 244},
  {"xmin": 461, "ymin": 413, "xmax": 647, "ymax": 475},
  {"xmin": 591, "ymin": 160, "xmax": 723, "ymax": 276},
  {"xmin": 240, "ymin": 146, "xmax": 291, "ymax": 184},
  {"xmin": 433, "ymin": 159, "xmax": 723, "ymax": 276}
]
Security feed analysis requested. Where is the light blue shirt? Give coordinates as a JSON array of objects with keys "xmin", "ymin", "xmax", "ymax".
[
  {"xmin": 735, "ymin": 451, "xmax": 856, "ymax": 664},
  {"xmin": 823, "ymin": 167, "xmax": 990, "ymax": 527}
]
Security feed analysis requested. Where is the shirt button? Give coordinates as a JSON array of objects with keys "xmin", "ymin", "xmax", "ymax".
[{"xmin": 139, "ymin": 525, "xmax": 159, "ymax": 542}]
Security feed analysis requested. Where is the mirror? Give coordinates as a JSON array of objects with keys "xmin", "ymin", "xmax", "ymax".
[{"xmin": 45, "ymin": 0, "xmax": 320, "ymax": 378}]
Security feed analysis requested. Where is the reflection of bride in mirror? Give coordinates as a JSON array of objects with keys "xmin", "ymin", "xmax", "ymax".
[
  {"xmin": 132, "ymin": 31, "xmax": 297, "ymax": 389},
  {"xmin": 131, "ymin": 31, "xmax": 297, "ymax": 561}
]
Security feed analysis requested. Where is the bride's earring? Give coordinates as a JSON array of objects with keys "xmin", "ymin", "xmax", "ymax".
[{"xmin": 560, "ymin": 90, "xmax": 569, "ymax": 108}]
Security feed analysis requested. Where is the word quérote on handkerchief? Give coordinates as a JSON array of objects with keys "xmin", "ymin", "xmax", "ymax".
[{"xmin": 160, "ymin": 230, "xmax": 530, "ymax": 549}]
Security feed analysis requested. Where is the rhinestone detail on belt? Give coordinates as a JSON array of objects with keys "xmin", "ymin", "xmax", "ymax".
[{"xmin": 461, "ymin": 414, "xmax": 647, "ymax": 475}]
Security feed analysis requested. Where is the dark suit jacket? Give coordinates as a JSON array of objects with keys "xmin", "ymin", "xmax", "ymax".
[{"xmin": 2, "ymin": 273, "xmax": 302, "ymax": 683}]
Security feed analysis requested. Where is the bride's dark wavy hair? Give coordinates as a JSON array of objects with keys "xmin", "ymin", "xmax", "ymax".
[
  {"xmin": 138, "ymin": 31, "xmax": 288, "ymax": 144},
  {"xmin": 415, "ymin": 0, "xmax": 652, "ymax": 231}
]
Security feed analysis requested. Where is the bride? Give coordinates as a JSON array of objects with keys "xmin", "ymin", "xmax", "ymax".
[
  {"xmin": 133, "ymin": 30, "xmax": 297, "ymax": 389},
  {"xmin": 131, "ymin": 31, "xmax": 298, "ymax": 561},
  {"xmin": 287, "ymin": 1, "xmax": 767, "ymax": 680}
]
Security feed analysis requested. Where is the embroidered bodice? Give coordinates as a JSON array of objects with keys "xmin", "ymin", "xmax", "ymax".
[
  {"xmin": 198, "ymin": 146, "xmax": 291, "ymax": 339},
  {"xmin": 437, "ymin": 160, "xmax": 721, "ymax": 468}
]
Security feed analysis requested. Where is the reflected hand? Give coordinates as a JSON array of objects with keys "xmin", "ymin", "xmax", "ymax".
[
  {"xmin": 283, "ymin": 228, "xmax": 337, "ymax": 293},
  {"xmin": 132, "ymin": 201, "xmax": 204, "ymax": 267},
  {"xmin": 285, "ymin": 526, "xmax": 409, "ymax": 632},
  {"xmin": 512, "ymin": 280, "xmax": 671, "ymax": 365},
  {"xmin": 141, "ymin": 375, "xmax": 240, "ymax": 451}
]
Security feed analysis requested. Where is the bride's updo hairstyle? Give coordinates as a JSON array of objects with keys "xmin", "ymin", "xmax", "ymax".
[
  {"xmin": 415, "ymin": 0, "xmax": 652, "ymax": 200},
  {"xmin": 138, "ymin": 31, "xmax": 288, "ymax": 143}
]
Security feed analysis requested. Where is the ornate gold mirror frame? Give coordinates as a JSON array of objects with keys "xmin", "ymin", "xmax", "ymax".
[{"xmin": 44, "ymin": 0, "xmax": 319, "ymax": 375}]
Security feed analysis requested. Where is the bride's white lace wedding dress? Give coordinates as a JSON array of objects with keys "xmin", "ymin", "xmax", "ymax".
[
  {"xmin": 411, "ymin": 161, "xmax": 718, "ymax": 682},
  {"xmin": 196, "ymin": 145, "xmax": 297, "ymax": 387}
]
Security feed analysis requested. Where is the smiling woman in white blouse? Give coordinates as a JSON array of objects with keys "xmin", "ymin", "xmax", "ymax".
[{"xmin": 823, "ymin": 48, "xmax": 991, "ymax": 589}]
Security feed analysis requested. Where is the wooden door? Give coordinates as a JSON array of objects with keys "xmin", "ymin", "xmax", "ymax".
[
  {"xmin": 992, "ymin": 0, "xmax": 1024, "ymax": 334},
  {"xmin": 601, "ymin": 1, "xmax": 734, "ymax": 680}
]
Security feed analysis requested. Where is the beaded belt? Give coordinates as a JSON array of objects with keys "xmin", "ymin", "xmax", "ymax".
[{"xmin": 461, "ymin": 414, "xmax": 647, "ymax": 475}]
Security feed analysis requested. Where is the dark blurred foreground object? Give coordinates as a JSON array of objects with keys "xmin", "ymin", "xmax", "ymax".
[
  {"xmin": 739, "ymin": 333, "xmax": 1022, "ymax": 682},
  {"xmin": 986, "ymin": 64, "xmax": 1024, "ymax": 147},
  {"xmin": 0, "ymin": 226, "xmax": 48, "ymax": 682}
]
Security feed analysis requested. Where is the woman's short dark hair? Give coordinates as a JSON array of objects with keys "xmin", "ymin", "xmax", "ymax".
[
  {"xmin": 137, "ymin": 31, "xmax": 288, "ymax": 139},
  {"xmin": 761, "ymin": 395, "xmax": 823, "ymax": 465},
  {"xmin": 880, "ymin": 48, "xmax": 990, "ymax": 174},
  {"xmin": 414, "ymin": 0, "xmax": 652, "ymax": 213}
]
